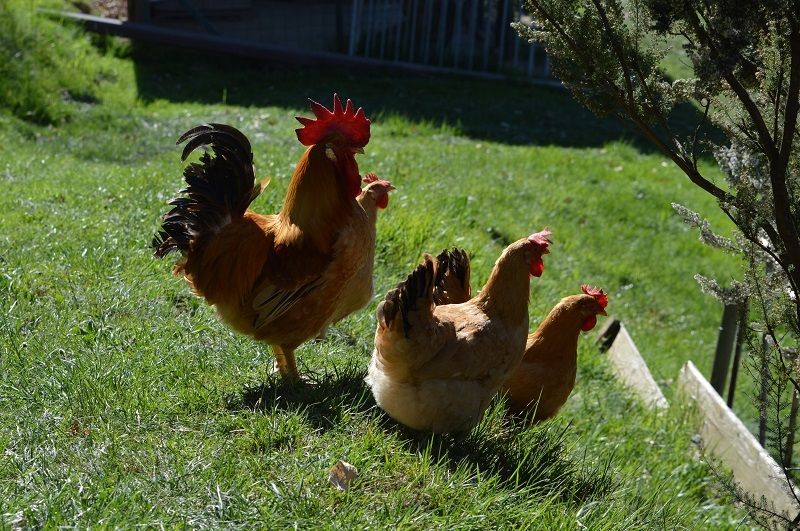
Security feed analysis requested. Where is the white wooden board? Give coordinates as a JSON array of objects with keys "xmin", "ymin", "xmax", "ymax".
[
  {"xmin": 677, "ymin": 361, "xmax": 800, "ymax": 521},
  {"xmin": 605, "ymin": 322, "xmax": 668, "ymax": 409}
]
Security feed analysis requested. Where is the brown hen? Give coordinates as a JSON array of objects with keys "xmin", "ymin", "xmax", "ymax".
[
  {"xmin": 502, "ymin": 285, "xmax": 608, "ymax": 421},
  {"xmin": 366, "ymin": 230, "xmax": 552, "ymax": 433}
]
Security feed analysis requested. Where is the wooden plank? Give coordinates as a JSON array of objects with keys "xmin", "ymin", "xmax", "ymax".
[
  {"xmin": 677, "ymin": 361, "xmax": 800, "ymax": 521},
  {"xmin": 605, "ymin": 322, "xmax": 668, "ymax": 409}
]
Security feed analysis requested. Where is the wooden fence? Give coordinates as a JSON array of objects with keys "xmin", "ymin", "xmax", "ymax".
[{"xmin": 598, "ymin": 317, "xmax": 800, "ymax": 524}]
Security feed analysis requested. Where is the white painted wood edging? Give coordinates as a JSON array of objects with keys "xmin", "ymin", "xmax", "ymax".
[
  {"xmin": 677, "ymin": 360, "xmax": 800, "ymax": 521},
  {"xmin": 604, "ymin": 322, "xmax": 668, "ymax": 409}
]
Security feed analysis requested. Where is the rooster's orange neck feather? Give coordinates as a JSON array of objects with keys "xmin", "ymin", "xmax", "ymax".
[{"xmin": 278, "ymin": 144, "xmax": 353, "ymax": 249}]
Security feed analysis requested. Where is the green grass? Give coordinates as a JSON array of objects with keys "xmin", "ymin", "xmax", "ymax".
[
  {"xmin": 0, "ymin": 7, "xmax": 757, "ymax": 528},
  {"xmin": 0, "ymin": 1, "xmax": 118, "ymax": 124}
]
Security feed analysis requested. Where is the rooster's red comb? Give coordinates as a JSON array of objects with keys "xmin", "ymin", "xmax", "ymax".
[
  {"xmin": 295, "ymin": 94, "xmax": 370, "ymax": 148},
  {"xmin": 581, "ymin": 285, "xmax": 608, "ymax": 308}
]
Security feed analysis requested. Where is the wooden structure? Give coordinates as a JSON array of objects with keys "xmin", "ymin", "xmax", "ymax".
[
  {"xmin": 121, "ymin": 0, "xmax": 550, "ymax": 79},
  {"xmin": 597, "ymin": 318, "xmax": 668, "ymax": 409},
  {"xmin": 677, "ymin": 361, "xmax": 800, "ymax": 523}
]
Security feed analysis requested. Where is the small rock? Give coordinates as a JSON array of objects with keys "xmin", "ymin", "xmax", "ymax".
[{"xmin": 328, "ymin": 460, "xmax": 358, "ymax": 491}]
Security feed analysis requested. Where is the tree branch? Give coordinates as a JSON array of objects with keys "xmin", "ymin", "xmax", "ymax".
[
  {"xmin": 526, "ymin": 0, "xmax": 734, "ymax": 204},
  {"xmin": 772, "ymin": 24, "xmax": 800, "ymax": 257},
  {"xmin": 591, "ymin": 0, "xmax": 683, "ymax": 152},
  {"xmin": 683, "ymin": 5, "xmax": 780, "ymax": 161}
]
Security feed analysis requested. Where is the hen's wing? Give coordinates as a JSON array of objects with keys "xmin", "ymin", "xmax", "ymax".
[
  {"xmin": 378, "ymin": 257, "xmax": 435, "ymax": 337},
  {"xmin": 375, "ymin": 255, "xmax": 453, "ymax": 369},
  {"xmin": 432, "ymin": 248, "xmax": 471, "ymax": 305}
]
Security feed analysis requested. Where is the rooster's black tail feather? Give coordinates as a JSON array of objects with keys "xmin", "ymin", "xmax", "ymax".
[{"xmin": 152, "ymin": 123, "xmax": 258, "ymax": 258}]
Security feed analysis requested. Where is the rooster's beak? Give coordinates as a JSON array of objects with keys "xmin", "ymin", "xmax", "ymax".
[
  {"xmin": 353, "ymin": 147, "xmax": 365, "ymax": 155},
  {"xmin": 599, "ymin": 309, "xmax": 608, "ymax": 316}
]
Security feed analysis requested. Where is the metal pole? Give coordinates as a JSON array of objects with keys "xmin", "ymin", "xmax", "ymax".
[
  {"xmin": 453, "ymin": 0, "xmax": 463, "ymax": 68},
  {"xmin": 379, "ymin": 0, "xmax": 389, "ymax": 59},
  {"xmin": 466, "ymin": 0, "xmax": 479, "ymax": 69},
  {"xmin": 726, "ymin": 300, "xmax": 748, "ymax": 407},
  {"xmin": 408, "ymin": 0, "xmax": 419, "ymax": 62},
  {"xmin": 709, "ymin": 303, "xmax": 741, "ymax": 394},
  {"xmin": 365, "ymin": 0, "xmax": 375, "ymax": 57},
  {"xmin": 785, "ymin": 388, "xmax": 799, "ymax": 469},
  {"xmin": 512, "ymin": 1, "xmax": 521, "ymax": 68},
  {"xmin": 336, "ymin": 0, "xmax": 345, "ymax": 53},
  {"xmin": 527, "ymin": 36, "xmax": 535, "ymax": 77},
  {"xmin": 481, "ymin": 0, "xmax": 493, "ymax": 71},
  {"xmin": 437, "ymin": 0, "xmax": 448, "ymax": 66},
  {"xmin": 422, "ymin": 0, "xmax": 433, "ymax": 64},
  {"xmin": 759, "ymin": 333, "xmax": 770, "ymax": 445},
  {"xmin": 348, "ymin": 0, "xmax": 362, "ymax": 56},
  {"xmin": 396, "ymin": 0, "xmax": 406, "ymax": 61},
  {"xmin": 497, "ymin": 0, "xmax": 510, "ymax": 71}
]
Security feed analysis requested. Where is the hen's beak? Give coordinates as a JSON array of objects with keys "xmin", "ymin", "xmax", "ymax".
[
  {"xmin": 387, "ymin": 183, "xmax": 397, "ymax": 191},
  {"xmin": 599, "ymin": 309, "xmax": 608, "ymax": 316},
  {"xmin": 352, "ymin": 147, "xmax": 365, "ymax": 155}
]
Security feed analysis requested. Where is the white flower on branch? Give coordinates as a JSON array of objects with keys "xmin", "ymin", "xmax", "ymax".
[
  {"xmin": 694, "ymin": 274, "xmax": 750, "ymax": 305},
  {"xmin": 672, "ymin": 203, "xmax": 737, "ymax": 252}
]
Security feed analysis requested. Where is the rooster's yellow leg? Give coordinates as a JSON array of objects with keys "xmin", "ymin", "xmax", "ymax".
[{"xmin": 272, "ymin": 345, "xmax": 301, "ymax": 382}]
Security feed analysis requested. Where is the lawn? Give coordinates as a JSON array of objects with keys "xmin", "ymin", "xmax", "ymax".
[{"xmin": 0, "ymin": 3, "xmax": 756, "ymax": 528}]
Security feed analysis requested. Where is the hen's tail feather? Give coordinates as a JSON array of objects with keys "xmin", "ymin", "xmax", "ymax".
[
  {"xmin": 152, "ymin": 123, "xmax": 258, "ymax": 258},
  {"xmin": 433, "ymin": 247, "xmax": 471, "ymax": 305},
  {"xmin": 377, "ymin": 256, "xmax": 435, "ymax": 337}
]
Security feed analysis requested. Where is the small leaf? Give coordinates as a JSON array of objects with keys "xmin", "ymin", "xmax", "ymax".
[{"xmin": 328, "ymin": 460, "xmax": 357, "ymax": 491}]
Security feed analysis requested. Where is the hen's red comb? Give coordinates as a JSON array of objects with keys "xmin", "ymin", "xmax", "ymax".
[
  {"xmin": 363, "ymin": 172, "xmax": 394, "ymax": 188},
  {"xmin": 295, "ymin": 94, "xmax": 370, "ymax": 148},
  {"xmin": 581, "ymin": 285, "xmax": 608, "ymax": 308},
  {"xmin": 527, "ymin": 228, "xmax": 552, "ymax": 251}
]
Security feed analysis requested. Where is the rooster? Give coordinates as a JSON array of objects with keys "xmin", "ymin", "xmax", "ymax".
[
  {"xmin": 366, "ymin": 230, "xmax": 552, "ymax": 433},
  {"xmin": 153, "ymin": 95, "xmax": 375, "ymax": 381},
  {"xmin": 501, "ymin": 285, "xmax": 608, "ymax": 421}
]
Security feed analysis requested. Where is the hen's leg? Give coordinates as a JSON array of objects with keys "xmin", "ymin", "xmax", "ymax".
[{"xmin": 271, "ymin": 344, "xmax": 301, "ymax": 382}]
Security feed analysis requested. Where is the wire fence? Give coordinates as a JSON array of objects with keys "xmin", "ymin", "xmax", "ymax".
[{"xmin": 346, "ymin": 0, "xmax": 549, "ymax": 78}]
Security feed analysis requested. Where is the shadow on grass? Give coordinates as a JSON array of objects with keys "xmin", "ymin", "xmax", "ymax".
[
  {"xmin": 226, "ymin": 362, "xmax": 614, "ymax": 504},
  {"xmin": 129, "ymin": 42, "xmax": 723, "ymax": 151},
  {"xmin": 224, "ymin": 363, "xmax": 376, "ymax": 431},
  {"xmin": 392, "ymin": 405, "xmax": 616, "ymax": 504}
]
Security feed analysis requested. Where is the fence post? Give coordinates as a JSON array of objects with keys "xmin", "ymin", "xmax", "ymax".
[
  {"xmin": 726, "ymin": 299, "xmax": 748, "ymax": 407},
  {"xmin": 785, "ymin": 389, "xmax": 800, "ymax": 469},
  {"xmin": 710, "ymin": 303, "xmax": 741, "ymax": 395}
]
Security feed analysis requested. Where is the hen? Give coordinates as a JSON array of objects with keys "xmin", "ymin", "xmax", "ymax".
[
  {"xmin": 323, "ymin": 173, "xmax": 395, "ymax": 333},
  {"xmin": 153, "ymin": 95, "xmax": 375, "ymax": 381},
  {"xmin": 366, "ymin": 230, "xmax": 552, "ymax": 433},
  {"xmin": 502, "ymin": 285, "xmax": 608, "ymax": 421}
]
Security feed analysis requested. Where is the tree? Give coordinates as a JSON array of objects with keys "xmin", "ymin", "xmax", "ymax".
[{"xmin": 513, "ymin": 0, "xmax": 800, "ymax": 526}]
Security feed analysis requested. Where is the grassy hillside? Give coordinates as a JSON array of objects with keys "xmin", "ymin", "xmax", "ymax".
[{"xmin": 0, "ymin": 5, "xmax": 755, "ymax": 528}]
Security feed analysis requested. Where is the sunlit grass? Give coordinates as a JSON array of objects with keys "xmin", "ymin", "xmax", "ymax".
[{"xmin": 0, "ymin": 6, "xmax": 754, "ymax": 528}]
